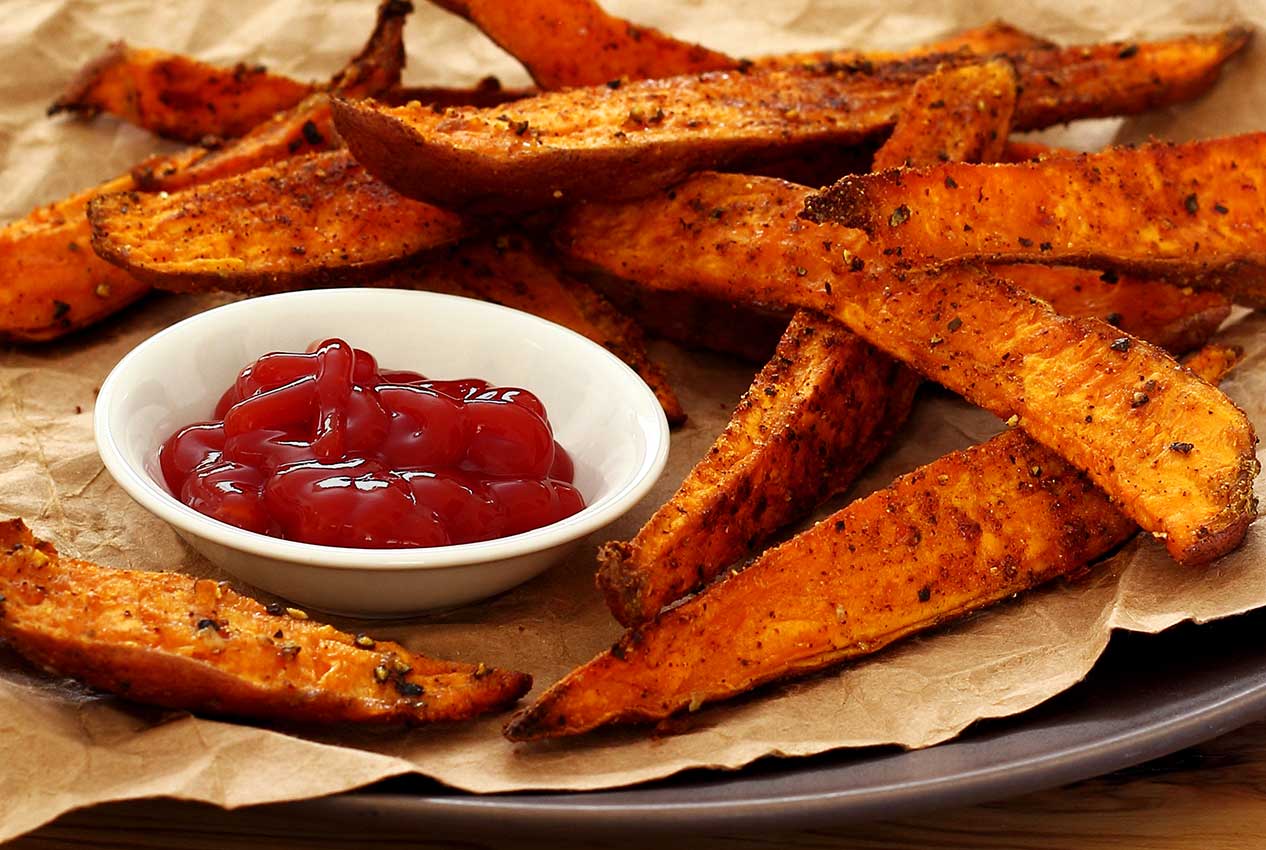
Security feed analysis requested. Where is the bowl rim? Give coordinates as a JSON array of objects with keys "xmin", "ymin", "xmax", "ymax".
[{"xmin": 94, "ymin": 288, "xmax": 671, "ymax": 571}]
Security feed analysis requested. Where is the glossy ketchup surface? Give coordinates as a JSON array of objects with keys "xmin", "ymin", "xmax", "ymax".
[{"xmin": 159, "ymin": 339, "xmax": 584, "ymax": 548}]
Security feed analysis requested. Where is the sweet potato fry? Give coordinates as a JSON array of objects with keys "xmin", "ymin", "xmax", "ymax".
[
  {"xmin": 377, "ymin": 235, "xmax": 684, "ymax": 425},
  {"xmin": 48, "ymin": 43, "xmax": 315, "ymax": 143},
  {"xmin": 556, "ymin": 172, "xmax": 1259, "ymax": 564},
  {"xmin": 806, "ymin": 132, "xmax": 1266, "ymax": 307},
  {"xmin": 128, "ymin": 93, "xmax": 341, "ymax": 192},
  {"xmin": 598, "ymin": 315, "xmax": 919, "ymax": 624},
  {"xmin": 558, "ymin": 176, "xmax": 1230, "ymax": 354},
  {"xmin": 874, "ymin": 59, "xmax": 1015, "ymax": 167},
  {"xmin": 505, "ymin": 348, "xmax": 1242, "ymax": 740},
  {"xmin": 132, "ymin": 0, "xmax": 411, "ymax": 193},
  {"xmin": 436, "ymin": 0, "xmax": 1047, "ymax": 88},
  {"xmin": 599, "ymin": 61, "xmax": 1019, "ymax": 625},
  {"xmin": 333, "ymin": 30, "xmax": 1248, "ymax": 212},
  {"xmin": 0, "ymin": 178, "xmax": 152, "ymax": 341},
  {"xmin": 0, "ymin": 0, "xmax": 411, "ymax": 341},
  {"xmin": 1001, "ymin": 265, "xmax": 1230, "ymax": 353},
  {"xmin": 0, "ymin": 519, "xmax": 530, "ymax": 725},
  {"xmin": 763, "ymin": 21, "xmax": 1054, "ymax": 74},
  {"xmin": 89, "ymin": 150, "xmax": 469, "ymax": 293},
  {"xmin": 428, "ymin": 0, "xmax": 734, "ymax": 89}
]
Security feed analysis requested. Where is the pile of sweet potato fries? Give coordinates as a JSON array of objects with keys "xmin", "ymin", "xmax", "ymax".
[{"xmin": 0, "ymin": 0, "xmax": 1261, "ymax": 739}]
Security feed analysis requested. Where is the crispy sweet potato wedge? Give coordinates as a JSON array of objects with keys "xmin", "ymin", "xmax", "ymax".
[
  {"xmin": 131, "ymin": 0, "xmax": 410, "ymax": 192},
  {"xmin": 0, "ymin": 178, "xmax": 151, "ymax": 340},
  {"xmin": 0, "ymin": 0, "xmax": 411, "ymax": 341},
  {"xmin": 48, "ymin": 42, "xmax": 315, "ymax": 143},
  {"xmin": 598, "ymin": 315, "xmax": 919, "ymax": 624},
  {"xmin": 598, "ymin": 61, "xmax": 1019, "ymax": 625},
  {"xmin": 333, "ymin": 30, "xmax": 1249, "ymax": 212},
  {"xmin": 873, "ymin": 59, "xmax": 1015, "ymax": 167},
  {"xmin": 429, "ymin": 0, "xmax": 734, "ymax": 89},
  {"xmin": 556, "ymin": 171, "xmax": 1259, "ymax": 564},
  {"xmin": 807, "ymin": 132, "xmax": 1266, "ymax": 307},
  {"xmin": 758, "ymin": 21, "xmax": 1053, "ymax": 72},
  {"xmin": 0, "ymin": 519, "xmax": 530, "ymax": 725},
  {"xmin": 436, "ymin": 0, "xmax": 1047, "ymax": 88},
  {"xmin": 558, "ymin": 175, "xmax": 1230, "ymax": 354},
  {"xmin": 89, "ymin": 150, "xmax": 469, "ymax": 293},
  {"xmin": 131, "ymin": 92, "xmax": 345, "ymax": 193},
  {"xmin": 377, "ymin": 234, "xmax": 684, "ymax": 425},
  {"xmin": 505, "ymin": 348, "xmax": 1241, "ymax": 740}
]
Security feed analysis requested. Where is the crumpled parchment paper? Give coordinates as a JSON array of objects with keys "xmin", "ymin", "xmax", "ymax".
[{"xmin": 2, "ymin": 0, "xmax": 1265, "ymax": 841}]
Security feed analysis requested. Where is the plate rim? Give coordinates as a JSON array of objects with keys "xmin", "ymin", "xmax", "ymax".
[{"xmin": 285, "ymin": 618, "xmax": 1266, "ymax": 834}]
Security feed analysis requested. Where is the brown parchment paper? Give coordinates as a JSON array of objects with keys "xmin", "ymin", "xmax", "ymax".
[{"xmin": 3, "ymin": 0, "xmax": 1266, "ymax": 840}]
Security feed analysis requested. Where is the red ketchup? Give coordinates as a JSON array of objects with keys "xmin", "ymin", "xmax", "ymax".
[{"xmin": 159, "ymin": 339, "xmax": 584, "ymax": 548}]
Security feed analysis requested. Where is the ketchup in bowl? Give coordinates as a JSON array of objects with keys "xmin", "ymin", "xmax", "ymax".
[{"xmin": 158, "ymin": 339, "xmax": 584, "ymax": 548}]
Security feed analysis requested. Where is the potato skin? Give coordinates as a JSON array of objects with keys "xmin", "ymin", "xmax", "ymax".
[
  {"xmin": 505, "ymin": 347, "xmax": 1243, "ymax": 741},
  {"xmin": 48, "ymin": 42, "xmax": 314, "ymax": 143},
  {"xmin": 556, "ymin": 170, "xmax": 1259, "ymax": 565},
  {"xmin": 806, "ymin": 132, "xmax": 1266, "ymax": 307},
  {"xmin": 0, "ymin": 519, "xmax": 530, "ymax": 725},
  {"xmin": 90, "ymin": 150, "xmax": 470, "ymax": 294},
  {"xmin": 335, "ymin": 30, "xmax": 1248, "ymax": 213}
]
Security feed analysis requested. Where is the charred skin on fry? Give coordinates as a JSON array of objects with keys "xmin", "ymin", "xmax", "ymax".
[
  {"xmin": 0, "ymin": 519, "xmax": 529, "ymax": 725},
  {"xmin": 334, "ymin": 30, "xmax": 1249, "ymax": 212}
]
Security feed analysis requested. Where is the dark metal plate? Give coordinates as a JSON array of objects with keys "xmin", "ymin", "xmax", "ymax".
[{"xmin": 280, "ymin": 610, "xmax": 1266, "ymax": 836}]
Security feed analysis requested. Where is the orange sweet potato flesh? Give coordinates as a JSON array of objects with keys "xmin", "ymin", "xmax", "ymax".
[
  {"xmin": 598, "ymin": 62, "xmax": 1018, "ymax": 626},
  {"xmin": 429, "ymin": 0, "xmax": 734, "ymax": 89},
  {"xmin": 333, "ymin": 30, "xmax": 1249, "ymax": 213},
  {"xmin": 0, "ymin": 0, "xmax": 411, "ymax": 342},
  {"xmin": 0, "ymin": 177, "xmax": 151, "ymax": 341},
  {"xmin": 555, "ymin": 171, "xmax": 1259, "ymax": 565},
  {"xmin": 873, "ymin": 59, "xmax": 1015, "ymax": 167},
  {"xmin": 806, "ymin": 132, "xmax": 1266, "ymax": 308},
  {"xmin": 598, "ymin": 315, "xmax": 920, "ymax": 625},
  {"xmin": 1000, "ymin": 265, "xmax": 1230, "ymax": 354},
  {"xmin": 505, "ymin": 348, "xmax": 1242, "ymax": 740},
  {"xmin": 378, "ymin": 235, "xmax": 685, "ymax": 425},
  {"xmin": 89, "ymin": 150, "xmax": 470, "ymax": 293},
  {"xmin": 48, "ymin": 43, "xmax": 315, "ymax": 143},
  {"xmin": 0, "ymin": 519, "xmax": 530, "ymax": 725}
]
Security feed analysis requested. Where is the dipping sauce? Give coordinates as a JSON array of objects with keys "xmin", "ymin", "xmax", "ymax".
[{"xmin": 159, "ymin": 338, "xmax": 584, "ymax": 548}]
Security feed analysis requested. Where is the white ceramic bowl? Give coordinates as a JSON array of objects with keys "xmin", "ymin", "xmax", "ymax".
[{"xmin": 94, "ymin": 289, "xmax": 669, "ymax": 617}]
